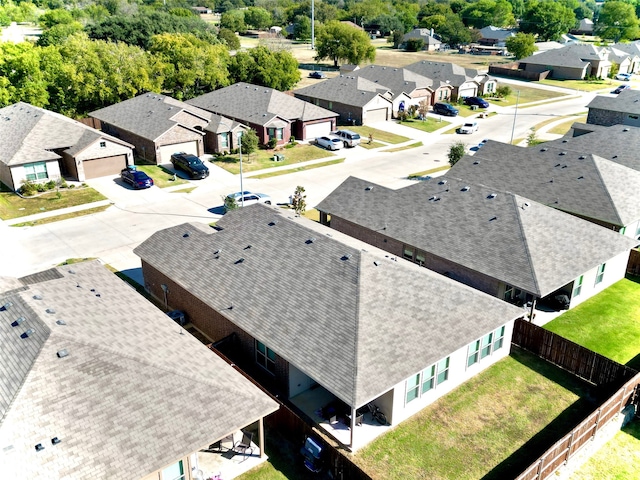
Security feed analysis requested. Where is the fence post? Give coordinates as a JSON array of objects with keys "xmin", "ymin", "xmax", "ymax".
[
  {"xmin": 565, "ymin": 431, "xmax": 575, "ymax": 463},
  {"xmin": 536, "ymin": 457, "xmax": 544, "ymax": 479},
  {"xmin": 593, "ymin": 408, "xmax": 603, "ymax": 439}
]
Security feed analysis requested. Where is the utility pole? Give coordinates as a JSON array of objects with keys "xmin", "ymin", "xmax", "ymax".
[{"xmin": 311, "ymin": 0, "xmax": 315, "ymax": 49}]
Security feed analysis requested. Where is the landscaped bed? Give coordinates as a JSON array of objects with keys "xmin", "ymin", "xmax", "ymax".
[
  {"xmin": 210, "ymin": 144, "xmax": 333, "ymax": 174},
  {"xmin": 0, "ymin": 185, "xmax": 107, "ymax": 220},
  {"xmin": 352, "ymin": 348, "xmax": 598, "ymax": 480},
  {"xmin": 543, "ymin": 276, "xmax": 640, "ymax": 370}
]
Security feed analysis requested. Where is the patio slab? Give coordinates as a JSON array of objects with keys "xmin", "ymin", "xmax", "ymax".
[{"xmin": 194, "ymin": 431, "xmax": 267, "ymax": 480}]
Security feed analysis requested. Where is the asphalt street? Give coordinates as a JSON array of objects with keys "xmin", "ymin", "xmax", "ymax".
[{"xmin": 0, "ymin": 86, "xmax": 598, "ymax": 279}]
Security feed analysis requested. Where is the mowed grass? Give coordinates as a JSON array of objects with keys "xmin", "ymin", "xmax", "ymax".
[
  {"xmin": 539, "ymin": 78, "xmax": 615, "ymax": 92},
  {"xmin": 0, "ymin": 187, "xmax": 106, "ymax": 220},
  {"xmin": 543, "ymin": 276, "xmax": 640, "ymax": 369},
  {"xmin": 11, "ymin": 205, "xmax": 110, "ymax": 226},
  {"xmin": 488, "ymin": 85, "xmax": 568, "ymax": 107},
  {"xmin": 398, "ymin": 117, "xmax": 450, "ymax": 133},
  {"xmin": 347, "ymin": 125, "xmax": 410, "ymax": 144},
  {"xmin": 570, "ymin": 419, "xmax": 640, "ymax": 480},
  {"xmin": 211, "ymin": 144, "xmax": 333, "ymax": 174},
  {"xmin": 136, "ymin": 165, "xmax": 188, "ymax": 188},
  {"xmin": 547, "ymin": 115, "xmax": 588, "ymax": 135},
  {"xmin": 353, "ymin": 348, "xmax": 596, "ymax": 480}
]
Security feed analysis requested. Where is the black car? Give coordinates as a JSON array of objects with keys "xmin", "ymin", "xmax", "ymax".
[
  {"xmin": 170, "ymin": 152, "xmax": 209, "ymax": 179},
  {"xmin": 433, "ymin": 102, "xmax": 459, "ymax": 116},
  {"xmin": 463, "ymin": 96, "xmax": 490, "ymax": 108},
  {"xmin": 309, "ymin": 71, "xmax": 327, "ymax": 79},
  {"xmin": 120, "ymin": 168, "xmax": 154, "ymax": 189}
]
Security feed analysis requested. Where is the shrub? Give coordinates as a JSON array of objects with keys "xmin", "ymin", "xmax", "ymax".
[
  {"xmin": 20, "ymin": 180, "xmax": 37, "ymax": 196},
  {"xmin": 405, "ymin": 38, "xmax": 424, "ymax": 52},
  {"xmin": 45, "ymin": 180, "xmax": 57, "ymax": 190},
  {"xmin": 69, "ymin": 184, "xmax": 76, "ymax": 189},
  {"xmin": 285, "ymin": 143, "xmax": 296, "ymax": 149},
  {"xmin": 267, "ymin": 138, "xmax": 278, "ymax": 149},
  {"xmin": 496, "ymin": 85, "xmax": 512, "ymax": 98},
  {"xmin": 36, "ymin": 183, "xmax": 46, "ymax": 192}
]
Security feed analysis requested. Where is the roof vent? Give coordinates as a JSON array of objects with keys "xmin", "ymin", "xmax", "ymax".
[
  {"xmin": 578, "ymin": 175, "xmax": 584, "ymax": 179},
  {"xmin": 540, "ymin": 148, "xmax": 548, "ymax": 152},
  {"xmin": 1, "ymin": 302, "xmax": 13, "ymax": 311},
  {"xmin": 56, "ymin": 349, "xmax": 69, "ymax": 358},
  {"xmin": 522, "ymin": 202, "xmax": 530, "ymax": 209},
  {"xmin": 623, "ymin": 128, "xmax": 630, "ymax": 132},
  {"xmin": 33, "ymin": 295, "xmax": 42, "ymax": 300},
  {"xmin": 235, "ymin": 258, "xmax": 245, "ymax": 264},
  {"xmin": 21, "ymin": 329, "xmax": 35, "ymax": 338},
  {"xmin": 12, "ymin": 317, "xmax": 26, "ymax": 326},
  {"xmin": 244, "ymin": 245, "xmax": 252, "ymax": 250},
  {"xmin": 559, "ymin": 152, "xmax": 567, "ymax": 156},
  {"xmin": 183, "ymin": 232, "xmax": 190, "ymax": 238},
  {"xmin": 373, "ymin": 261, "xmax": 380, "ymax": 266},
  {"xmin": 613, "ymin": 155, "xmax": 618, "ymax": 158},
  {"xmin": 341, "ymin": 254, "xmax": 352, "ymax": 261},
  {"xmin": 489, "ymin": 216, "xmax": 498, "ymax": 221},
  {"xmin": 365, "ymin": 186, "xmax": 373, "ymax": 191},
  {"xmin": 305, "ymin": 238, "xmax": 316, "ymax": 244},
  {"xmin": 578, "ymin": 155, "xmax": 585, "ymax": 159},
  {"xmin": 35, "ymin": 444, "xmax": 44, "ymax": 452},
  {"xmin": 555, "ymin": 163, "xmax": 561, "ymax": 167},
  {"xmin": 487, "ymin": 193, "xmax": 497, "ymax": 199},
  {"xmin": 56, "ymin": 319, "xmax": 66, "ymax": 326},
  {"xmin": 428, "ymin": 196, "xmax": 440, "ymax": 202},
  {"xmin": 562, "ymin": 139, "xmax": 568, "ymax": 143},
  {"xmin": 438, "ymin": 179, "xmax": 447, "ymax": 185},
  {"xmin": 68, "ymin": 269, "xmax": 75, "ymax": 274},
  {"xmin": 561, "ymin": 165, "xmax": 568, "ymax": 169},
  {"xmin": 46, "ymin": 308, "xmax": 56, "ymax": 314},
  {"xmin": 51, "ymin": 437, "xmax": 61, "ymax": 445},
  {"xmin": 268, "ymin": 220, "xmax": 277, "ymax": 226},
  {"xmin": 473, "ymin": 160, "xmax": 480, "ymax": 165}
]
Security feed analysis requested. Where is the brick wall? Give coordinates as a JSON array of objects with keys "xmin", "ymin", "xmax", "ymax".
[
  {"xmin": 101, "ymin": 123, "xmax": 158, "ymax": 163},
  {"xmin": 586, "ymin": 108, "xmax": 627, "ymax": 127}
]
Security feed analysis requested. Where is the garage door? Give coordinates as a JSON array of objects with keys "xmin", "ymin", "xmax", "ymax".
[
  {"xmin": 83, "ymin": 155, "xmax": 127, "ymax": 179},
  {"xmin": 304, "ymin": 121, "xmax": 332, "ymax": 140},
  {"xmin": 458, "ymin": 88, "xmax": 476, "ymax": 98},
  {"xmin": 365, "ymin": 108, "xmax": 388, "ymax": 124},
  {"xmin": 158, "ymin": 141, "xmax": 198, "ymax": 164}
]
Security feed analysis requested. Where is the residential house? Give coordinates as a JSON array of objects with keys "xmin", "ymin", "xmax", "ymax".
[
  {"xmin": 404, "ymin": 60, "xmax": 497, "ymax": 99},
  {"xmin": 0, "ymin": 102, "xmax": 134, "ymax": 191},
  {"xmin": 478, "ymin": 26, "xmax": 515, "ymax": 47},
  {"xmin": 610, "ymin": 42, "xmax": 640, "ymax": 72},
  {"xmin": 135, "ymin": 204, "xmax": 524, "ymax": 450},
  {"xmin": 316, "ymin": 176, "xmax": 637, "ymax": 312},
  {"xmin": 402, "ymin": 28, "xmax": 442, "ymax": 51},
  {"xmin": 518, "ymin": 44, "xmax": 611, "ymax": 80},
  {"xmin": 294, "ymin": 75, "xmax": 394, "ymax": 125},
  {"xmin": 607, "ymin": 46, "xmax": 639, "ymax": 75},
  {"xmin": 571, "ymin": 18, "xmax": 594, "ymax": 35},
  {"xmin": 586, "ymin": 88, "xmax": 640, "ymax": 127},
  {"xmin": 191, "ymin": 6, "xmax": 212, "ymax": 14},
  {"xmin": 0, "ymin": 260, "xmax": 278, "ymax": 480},
  {"xmin": 448, "ymin": 140, "xmax": 640, "ymax": 237},
  {"xmin": 90, "ymin": 93, "xmax": 247, "ymax": 165},
  {"xmin": 187, "ymin": 83, "xmax": 338, "ymax": 145}
]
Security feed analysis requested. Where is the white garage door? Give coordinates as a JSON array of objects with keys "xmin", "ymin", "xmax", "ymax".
[
  {"xmin": 304, "ymin": 121, "xmax": 332, "ymax": 140},
  {"xmin": 365, "ymin": 108, "xmax": 388, "ymax": 124},
  {"xmin": 458, "ymin": 88, "xmax": 476, "ymax": 98},
  {"xmin": 158, "ymin": 141, "xmax": 198, "ymax": 164}
]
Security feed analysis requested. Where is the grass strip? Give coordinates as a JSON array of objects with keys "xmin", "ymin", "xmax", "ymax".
[
  {"xmin": 251, "ymin": 159, "xmax": 344, "ymax": 179},
  {"xmin": 11, "ymin": 205, "xmax": 110, "ymax": 227}
]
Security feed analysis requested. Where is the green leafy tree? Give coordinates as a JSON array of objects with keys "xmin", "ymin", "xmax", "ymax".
[
  {"xmin": 527, "ymin": 128, "xmax": 542, "ymax": 146},
  {"xmin": 438, "ymin": 12, "xmax": 473, "ymax": 46},
  {"xmin": 223, "ymin": 194, "xmax": 238, "ymax": 212},
  {"xmin": 39, "ymin": 8, "xmax": 74, "ymax": 28},
  {"xmin": 405, "ymin": 38, "xmax": 424, "ymax": 52},
  {"xmin": 448, "ymin": 141, "xmax": 466, "ymax": 167},
  {"xmin": 220, "ymin": 9, "xmax": 246, "ymax": 33},
  {"xmin": 389, "ymin": 30, "xmax": 404, "ymax": 48},
  {"xmin": 218, "ymin": 28, "xmax": 241, "ymax": 50},
  {"xmin": 315, "ymin": 21, "xmax": 376, "ymax": 68},
  {"xmin": 291, "ymin": 185, "xmax": 306, "ymax": 216},
  {"xmin": 240, "ymin": 129, "xmax": 259, "ymax": 161},
  {"xmin": 505, "ymin": 32, "xmax": 537, "ymax": 59},
  {"xmin": 286, "ymin": 1, "xmax": 338, "ymax": 24},
  {"xmin": 496, "ymin": 85, "xmax": 512, "ymax": 98},
  {"xmin": 595, "ymin": 1, "xmax": 640, "ymax": 42},
  {"xmin": 0, "ymin": 42, "xmax": 49, "ymax": 107},
  {"xmin": 292, "ymin": 15, "xmax": 311, "ymax": 41},
  {"xmin": 244, "ymin": 7, "xmax": 272, "ymax": 30},
  {"xmin": 229, "ymin": 46, "xmax": 300, "ymax": 91},
  {"xmin": 520, "ymin": 0, "xmax": 577, "ymax": 41},
  {"xmin": 460, "ymin": 0, "xmax": 515, "ymax": 28},
  {"xmin": 37, "ymin": 21, "xmax": 84, "ymax": 47}
]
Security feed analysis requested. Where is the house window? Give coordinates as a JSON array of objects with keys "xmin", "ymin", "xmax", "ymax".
[
  {"xmin": 467, "ymin": 340, "xmax": 480, "ymax": 367},
  {"xmin": 405, "ymin": 374, "xmax": 420, "ymax": 403},
  {"xmin": 403, "ymin": 245, "xmax": 414, "ymax": 260},
  {"xmin": 595, "ymin": 263, "xmax": 606, "ymax": 285},
  {"xmin": 437, "ymin": 357, "xmax": 449, "ymax": 385},
  {"xmin": 493, "ymin": 326, "xmax": 505, "ymax": 351},
  {"xmin": 23, "ymin": 162, "xmax": 49, "ymax": 181},
  {"xmin": 220, "ymin": 132, "xmax": 229, "ymax": 148},
  {"xmin": 620, "ymin": 226, "xmax": 626, "ymax": 235},
  {"xmin": 480, "ymin": 333, "xmax": 493, "ymax": 359},
  {"xmin": 328, "ymin": 101, "xmax": 333, "ymax": 109},
  {"xmin": 422, "ymin": 365, "xmax": 436, "ymax": 393},
  {"xmin": 573, "ymin": 275, "xmax": 583, "ymax": 298},
  {"xmin": 256, "ymin": 340, "xmax": 276, "ymax": 374},
  {"xmin": 503, "ymin": 284, "xmax": 514, "ymax": 300},
  {"xmin": 267, "ymin": 128, "xmax": 283, "ymax": 141},
  {"xmin": 162, "ymin": 460, "xmax": 185, "ymax": 480},
  {"xmin": 415, "ymin": 250, "xmax": 426, "ymax": 266},
  {"xmin": 99, "ymin": 141, "xmax": 106, "ymax": 148}
]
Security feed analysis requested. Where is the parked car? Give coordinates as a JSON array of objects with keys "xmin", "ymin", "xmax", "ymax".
[
  {"xmin": 120, "ymin": 167, "xmax": 154, "ymax": 189},
  {"xmin": 316, "ymin": 135, "xmax": 344, "ymax": 150},
  {"xmin": 433, "ymin": 102, "xmax": 459, "ymax": 117},
  {"xmin": 225, "ymin": 191, "xmax": 272, "ymax": 209},
  {"xmin": 615, "ymin": 73, "xmax": 633, "ymax": 81},
  {"xmin": 309, "ymin": 71, "xmax": 327, "ymax": 79},
  {"xmin": 170, "ymin": 152, "xmax": 209, "ymax": 179},
  {"xmin": 459, "ymin": 121, "xmax": 479, "ymax": 134},
  {"xmin": 611, "ymin": 85, "xmax": 631, "ymax": 94},
  {"xmin": 463, "ymin": 96, "xmax": 490, "ymax": 108},
  {"xmin": 333, "ymin": 129, "xmax": 361, "ymax": 147}
]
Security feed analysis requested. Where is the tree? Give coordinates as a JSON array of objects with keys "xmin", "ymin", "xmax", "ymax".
[
  {"xmin": 595, "ymin": 1, "xmax": 640, "ymax": 42},
  {"xmin": 291, "ymin": 185, "xmax": 306, "ymax": 216},
  {"xmin": 223, "ymin": 194, "xmax": 238, "ymax": 212},
  {"xmin": 438, "ymin": 12, "xmax": 473, "ymax": 46},
  {"xmin": 229, "ymin": 46, "xmax": 300, "ymax": 91},
  {"xmin": 389, "ymin": 30, "xmax": 404, "ymax": 48},
  {"xmin": 0, "ymin": 42, "xmax": 49, "ymax": 108},
  {"xmin": 417, "ymin": 99, "xmax": 430, "ymax": 120},
  {"xmin": 220, "ymin": 9, "xmax": 246, "ymax": 33},
  {"xmin": 448, "ymin": 141, "xmax": 466, "ymax": 167},
  {"xmin": 39, "ymin": 8, "xmax": 74, "ymax": 28},
  {"xmin": 315, "ymin": 21, "xmax": 376, "ymax": 68},
  {"xmin": 240, "ymin": 130, "xmax": 259, "ymax": 161},
  {"xmin": 244, "ymin": 7, "xmax": 272, "ymax": 30},
  {"xmin": 292, "ymin": 15, "xmax": 311, "ymax": 41},
  {"xmin": 496, "ymin": 85, "xmax": 512, "ymax": 98},
  {"xmin": 405, "ymin": 38, "xmax": 424, "ymax": 52},
  {"xmin": 218, "ymin": 28, "xmax": 240, "ymax": 50},
  {"xmin": 505, "ymin": 32, "xmax": 537, "ymax": 60},
  {"xmin": 460, "ymin": 0, "xmax": 515, "ymax": 28},
  {"xmin": 37, "ymin": 21, "xmax": 83, "ymax": 47},
  {"xmin": 527, "ymin": 128, "xmax": 542, "ymax": 146},
  {"xmin": 520, "ymin": 0, "xmax": 577, "ymax": 42}
]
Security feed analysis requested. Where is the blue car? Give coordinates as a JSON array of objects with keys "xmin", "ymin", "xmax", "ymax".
[
  {"xmin": 464, "ymin": 96, "xmax": 490, "ymax": 108},
  {"xmin": 120, "ymin": 168, "xmax": 154, "ymax": 189}
]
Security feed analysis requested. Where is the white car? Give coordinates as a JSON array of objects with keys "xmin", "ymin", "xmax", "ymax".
[
  {"xmin": 459, "ymin": 121, "xmax": 479, "ymax": 134},
  {"xmin": 615, "ymin": 73, "xmax": 633, "ymax": 81},
  {"xmin": 225, "ymin": 191, "xmax": 272, "ymax": 209},
  {"xmin": 316, "ymin": 135, "xmax": 344, "ymax": 151}
]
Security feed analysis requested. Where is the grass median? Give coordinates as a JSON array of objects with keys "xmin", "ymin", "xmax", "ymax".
[{"xmin": 0, "ymin": 185, "xmax": 106, "ymax": 220}]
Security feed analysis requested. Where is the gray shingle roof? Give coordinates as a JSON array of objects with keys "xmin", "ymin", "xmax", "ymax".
[
  {"xmin": 134, "ymin": 205, "xmax": 522, "ymax": 408},
  {"xmin": 0, "ymin": 102, "xmax": 133, "ymax": 167},
  {"xmin": 519, "ymin": 43, "xmax": 607, "ymax": 68},
  {"xmin": 186, "ymin": 82, "xmax": 338, "ymax": 126},
  {"xmin": 586, "ymin": 88, "xmax": 640, "ymax": 115},
  {"xmin": 90, "ymin": 92, "xmax": 242, "ymax": 141},
  {"xmin": 294, "ymin": 74, "xmax": 392, "ymax": 107},
  {"xmin": 347, "ymin": 64, "xmax": 443, "ymax": 99},
  {"xmin": 449, "ymin": 141, "xmax": 640, "ymax": 227},
  {"xmin": 0, "ymin": 261, "xmax": 277, "ymax": 479},
  {"xmin": 316, "ymin": 176, "xmax": 637, "ymax": 297},
  {"xmin": 404, "ymin": 60, "xmax": 482, "ymax": 88}
]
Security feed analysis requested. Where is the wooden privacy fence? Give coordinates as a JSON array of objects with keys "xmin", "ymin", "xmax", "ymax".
[
  {"xmin": 489, "ymin": 63, "xmax": 551, "ymax": 81},
  {"xmin": 628, "ymin": 249, "xmax": 640, "ymax": 276},
  {"xmin": 512, "ymin": 320, "xmax": 640, "ymax": 480}
]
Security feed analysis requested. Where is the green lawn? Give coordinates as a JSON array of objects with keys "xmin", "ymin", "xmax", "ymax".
[
  {"xmin": 347, "ymin": 125, "xmax": 410, "ymax": 144},
  {"xmin": 136, "ymin": 165, "xmax": 188, "ymax": 188},
  {"xmin": 0, "ymin": 187, "xmax": 106, "ymax": 220},
  {"xmin": 397, "ymin": 117, "xmax": 450, "ymax": 133},
  {"xmin": 488, "ymin": 85, "xmax": 569, "ymax": 107},
  {"xmin": 539, "ymin": 78, "xmax": 615, "ymax": 92},
  {"xmin": 570, "ymin": 419, "xmax": 640, "ymax": 480},
  {"xmin": 408, "ymin": 165, "xmax": 450, "ymax": 179},
  {"xmin": 354, "ymin": 348, "xmax": 596, "ymax": 480},
  {"xmin": 211, "ymin": 145, "xmax": 333, "ymax": 174},
  {"xmin": 11, "ymin": 205, "xmax": 110, "ymax": 226},
  {"xmin": 251, "ymin": 159, "xmax": 344, "ymax": 179},
  {"xmin": 543, "ymin": 277, "xmax": 640, "ymax": 369},
  {"xmin": 382, "ymin": 141, "xmax": 423, "ymax": 152},
  {"xmin": 547, "ymin": 115, "xmax": 588, "ymax": 135}
]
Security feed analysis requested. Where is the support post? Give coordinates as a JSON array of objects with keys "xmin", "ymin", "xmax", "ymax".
[{"xmin": 258, "ymin": 417, "xmax": 266, "ymax": 459}]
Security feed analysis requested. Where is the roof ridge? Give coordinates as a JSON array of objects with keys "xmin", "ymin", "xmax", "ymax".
[
  {"xmin": 352, "ymin": 252, "xmax": 364, "ymax": 407},
  {"xmin": 591, "ymin": 155, "xmax": 630, "ymax": 225},
  {"xmin": 511, "ymin": 194, "xmax": 541, "ymax": 296}
]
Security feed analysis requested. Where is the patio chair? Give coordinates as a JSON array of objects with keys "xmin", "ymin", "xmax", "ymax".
[{"xmin": 233, "ymin": 431, "xmax": 254, "ymax": 461}]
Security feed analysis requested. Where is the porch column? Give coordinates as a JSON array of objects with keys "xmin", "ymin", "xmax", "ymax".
[
  {"xmin": 529, "ymin": 298, "xmax": 537, "ymax": 323},
  {"xmin": 349, "ymin": 406, "xmax": 356, "ymax": 447},
  {"xmin": 258, "ymin": 417, "xmax": 266, "ymax": 459}
]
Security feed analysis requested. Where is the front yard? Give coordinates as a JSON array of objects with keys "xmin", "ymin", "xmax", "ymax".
[
  {"xmin": 0, "ymin": 184, "xmax": 106, "ymax": 220},
  {"xmin": 397, "ymin": 117, "xmax": 451, "ymax": 133},
  {"xmin": 543, "ymin": 276, "xmax": 640, "ymax": 370},
  {"xmin": 210, "ymin": 144, "xmax": 333, "ymax": 174},
  {"xmin": 488, "ymin": 85, "xmax": 569, "ymax": 107}
]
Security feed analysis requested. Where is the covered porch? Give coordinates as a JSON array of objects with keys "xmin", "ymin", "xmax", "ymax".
[{"xmin": 290, "ymin": 385, "xmax": 392, "ymax": 451}]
